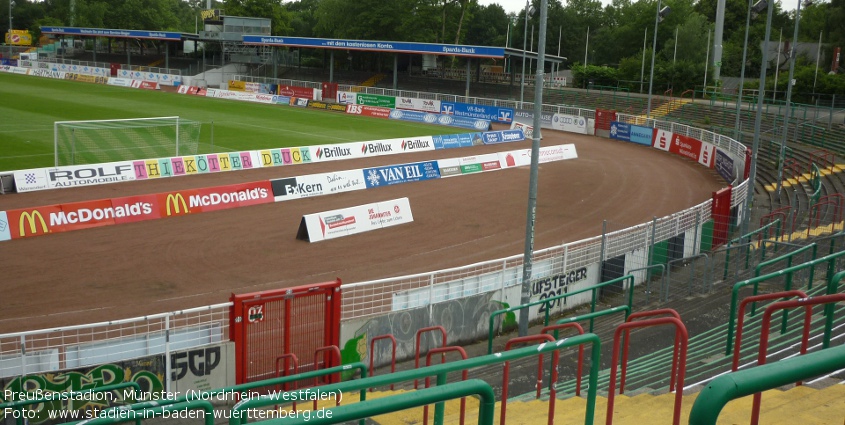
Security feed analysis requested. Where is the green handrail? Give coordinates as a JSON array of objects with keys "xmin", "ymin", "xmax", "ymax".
[
  {"xmin": 751, "ymin": 243, "xmax": 818, "ymax": 317},
  {"xmin": 689, "ymin": 344, "xmax": 845, "ymax": 425},
  {"xmin": 232, "ymin": 334, "xmax": 602, "ymax": 425},
  {"xmin": 0, "ymin": 382, "xmax": 141, "ymax": 425},
  {"xmin": 487, "ymin": 275, "xmax": 634, "ymax": 354},
  {"xmin": 552, "ymin": 306, "xmax": 631, "ymax": 338},
  {"xmin": 723, "ymin": 219, "xmax": 782, "ymax": 280},
  {"xmin": 99, "ymin": 363, "xmax": 369, "ymax": 425},
  {"xmin": 823, "ymin": 271, "xmax": 845, "ymax": 348},
  {"xmin": 724, "ymin": 249, "xmax": 845, "ymax": 355},
  {"xmin": 75, "ymin": 400, "xmax": 215, "ymax": 425},
  {"xmin": 242, "ymin": 380, "xmax": 496, "ymax": 425}
]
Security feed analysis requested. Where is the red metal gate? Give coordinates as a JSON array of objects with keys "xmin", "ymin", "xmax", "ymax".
[{"xmin": 230, "ymin": 279, "xmax": 342, "ymax": 384}]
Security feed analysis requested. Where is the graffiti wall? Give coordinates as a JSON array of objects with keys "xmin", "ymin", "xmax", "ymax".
[{"xmin": 0, "ymin": 343, "xmax": 234, "ymax": 424}]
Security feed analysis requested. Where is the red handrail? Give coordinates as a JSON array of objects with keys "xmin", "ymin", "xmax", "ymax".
[
  {"xmin": 369, "ymin": 334, "xmax": 397, "ymax": 391},
  {"xmin": 732, "ymin": 291, "xmax": 808, "ymax": 372},
  {"xmin": 414, "ymin": 326, "xmax": 447, "ymax": 389},
  {"xmin": 621, "ymin": 309, "xmax": 682, "ymax": 393},
  {"xmin": 422, "ymin": 346, "xmax": 469, "ymax": 425},
  {"xmin": 809, "ymin": 194, "xmax": 845, "ymax": 236},
  {"xmin": 274, "ymin": 354, "xmax": 299, "ymax": 410},
  {"xmin": 502, "ymin": 334, "xmax": 559, "ymax": 425},
  {"xmin": 750, "ymin": 294, "xmax": 845, "ymax": 425},
  {"xmin": 312, "ymin": 345, "xmax": 341, "ymax": 409},
  {"xmin": 541, "ymin": 323, "xmax": 585, "ymax": 396},
  {"xmin": 606, "ymin": 314, "xmax": 689, "ymax": 425}
]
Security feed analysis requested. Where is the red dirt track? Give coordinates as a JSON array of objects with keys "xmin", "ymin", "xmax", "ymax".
[{"xmin": 0, "ymin": 128, "xmax": 724, "ymax": 333}]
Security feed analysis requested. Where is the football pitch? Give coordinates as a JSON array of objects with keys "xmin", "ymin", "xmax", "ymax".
[{"xmin": 0, "ymin": 72, "xmax": 466, "ymax": 172}]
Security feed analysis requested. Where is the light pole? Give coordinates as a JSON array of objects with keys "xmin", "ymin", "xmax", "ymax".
[
  {"xmin": 734, "ymin": 0, "xmax": 769, "ymax": 141},
  {"xmin": 519, "ymin": 0, "xmax": 549, "ymax": 337},
  {"xmin": 646, "ymin": 1, "xmax": 671, "ymax": 118},
  {"xmin": 520, "ymin": 1, "xmax": 535, "ymax": 109},
  {"xmin": 742, "ymin": 0, "xmax": 775, "ymax": 240},
  {"xmin": 7, "ymin": 0, "xmax": 13, "ymax": 61},
  {"xmin": 776, "ymin": 0, "xmax": 813, "ymax": 197}
]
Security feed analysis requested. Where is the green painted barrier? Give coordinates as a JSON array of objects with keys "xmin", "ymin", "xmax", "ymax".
[
  {"xmin": 487, "ymin": 275, "xmax": 634, "ymax": 354},
  {"xmin": 689, "ymin": 344, "xmax": 845, "ymax": 425},
  {"xmin": 724, "ymin": 249, "xmax": 845, "ymax": 355},
  {"xmin": 75, "ymin": 400, "xmax": 215, "ymax": 425},
  {"xmin": 751, "ymin": 243, "xmax": 818, "ymax": 323},
  {"xmin": 0, "ymin": 382, "xmax": 141, "ymax": 425},
  {"xmin": 243, "ymin": 380, "xmax": 496, "ymax": 425},
  {"xmin": 723, "ymin": 219, "xmax": 782, "ymax": 280},
  {"xmin": 232, "ymin": 334, "xmax": 602, "ymax": 425},
  {"xmin": 823, "ymin": 271, "xmax": 845, "ymax": 349}
]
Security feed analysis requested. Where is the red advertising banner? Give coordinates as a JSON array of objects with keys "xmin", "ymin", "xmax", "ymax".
[
  {"xmin": 652, "ymin": 130, "xmax": 715, "ymax": 168},
  {"xmin": 7, "ymin": 205, "xmax": 64, "ymax": 239},
  {"xmin": 652, "ymin": 129, "xmax": 672, "ymax": 151},
  {"xmin": 744, "ymin": 147, "xmax": 752, "ymax": 180},
  {"xmin": 47, "ymin": 199, "xmax": 117, "ymax": 232},
  {"xmin": 711, "ymin": 186, "xmax": 733, "ymax": 247},
  {"xmin": 6, "ymin": 181, "xmax": 274, "ymax": 241},
  {"xmin": 345, "ymin": 104, "xmax": 391, "ymax": 119},
  {"xmin": 277, "ymin": 85, "xmax": 315, "ymax": 99},
  {"xmin": 192, "ymin": 181, "xmax": 273, "ymax": 212},
  {"xmin": 594, "ymin": 109, "xmax": 617, "ymax": 131},
  {"xmin": 110, "ymin": 194, "xmax": 161, "ymax": 225}
]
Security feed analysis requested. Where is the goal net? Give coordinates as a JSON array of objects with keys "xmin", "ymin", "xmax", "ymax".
[{"xmin": 54, "ymin": 117, "xmax": 202, "ymax": 166}]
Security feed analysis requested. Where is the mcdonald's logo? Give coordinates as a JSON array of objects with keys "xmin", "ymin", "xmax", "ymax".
[
  {"xmin": 165, "ymin": 193, "xmax": 189, "ymax": 216},
  {"xmin": 19, "ymin": 210, "xmax": 48, "ymax": 236}
]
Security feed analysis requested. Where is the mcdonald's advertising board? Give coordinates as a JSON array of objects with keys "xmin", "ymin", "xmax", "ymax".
[{"xmin": 3, "ymin": 182, "xmax": 273, "ymax": 241}]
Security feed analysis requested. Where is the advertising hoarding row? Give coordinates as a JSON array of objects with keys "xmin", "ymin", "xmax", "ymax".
[
  {"xmin": 338, "ymin": 92, "xmax": 513, "ymax": 124},
  {"xmin": 13, "ymin": 127, "xmax": 517, "ymax": 193},
  {"xmin": 4, "ymin": 143, "xmax": 576, "ymax": 242}
]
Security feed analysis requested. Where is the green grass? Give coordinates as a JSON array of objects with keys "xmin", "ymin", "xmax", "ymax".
[{"xmin": 0, "ymin": 72, "xmax": 465, "ymax": 172}]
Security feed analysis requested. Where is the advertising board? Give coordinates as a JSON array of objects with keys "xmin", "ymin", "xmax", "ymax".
[
  {"xmin": 363, "ymin": 161, "xmax": 441, "ymax": 188},
  {"xmin": 298, "ymin": 198, "xmax": 414, "ymax": 242}
]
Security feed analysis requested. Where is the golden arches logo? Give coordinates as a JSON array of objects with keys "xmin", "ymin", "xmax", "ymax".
[
  {"xmin": 19, "ymin": 210, "xmax": 48, "ymax": 236},
  {"xmin": 165, "ymin": 193, "xmax": 189, "ymax": 216}
]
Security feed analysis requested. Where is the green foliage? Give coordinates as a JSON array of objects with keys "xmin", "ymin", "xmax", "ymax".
[{"xmin": 571, "ymin": 64, "xmax": 619, "ymax": 88}]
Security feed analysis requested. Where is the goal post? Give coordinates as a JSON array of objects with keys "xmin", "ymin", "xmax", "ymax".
[{"xmin": 53, "ymin": 116, "xmax": 202, "ymax": 166}]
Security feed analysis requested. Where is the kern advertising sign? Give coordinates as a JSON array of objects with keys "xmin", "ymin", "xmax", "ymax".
[
  {"xmin": 298, "ymin": 198, "xmax": 414, "ymax": 243},
  {"xmin": 396, "ymin": 97, "xmax": 441, "ymax": 113},
  {"xmin": 440, "ymin": 102, "xmax": 514, "ymax": 124},
  {"xmin": 271, "ymin": 170, "xmax": 367, "ymax": 202},
  {"xmin": 715, "ymin": 149, "xmax": 735, "ymax": 183},
  {"xmin": 363, "ymin": 161, "xmax": 441, "ymax": 188},
  {"xmin": 551, "ymin": 113, "xmax": 588, "ymax": 134}
]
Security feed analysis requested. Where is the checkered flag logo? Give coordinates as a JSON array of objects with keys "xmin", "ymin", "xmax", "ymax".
[{"xmin": 25, "ymin": 173, "xmax": 37, "ymax": 184}]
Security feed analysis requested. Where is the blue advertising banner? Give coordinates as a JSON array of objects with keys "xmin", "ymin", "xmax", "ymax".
[
  {"xmin": 432, "ymin": 133, "xmax": 478, "ymax": 149},
  {"xmin": 714, "ymin": 149, "xmax": 735, "ymax": 183},
  {"xmin": 364, "ymin": 161, "xmax": 441, "ymax": 188},
  {"xmin": 40, "ymin": 26, "xmax": 182, "ymax": 40},
  {"xmin": 482, "ymin": 129, "xmax": 525, "ymax": 144},
  {"xmin": 610, "ymin": 121, "xmax": 631, "ymax": 142},
  {"xmin": 389, "ymin": 109, "xmax": 489, "ymax": 131},
  {"xmin": 629, "ymin": 125, "xmax": 654, "ymax": 146},
  {"xmin": 440, "ymin": 102, "xmax": 514, "ymax": 124},
  {"xmin": 273, "ymin": 95, "xmax": 291, "ymax": 104},
  {"xmin": 242, "ymin": 36, "xmax": 505, "ymax": 58}
]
